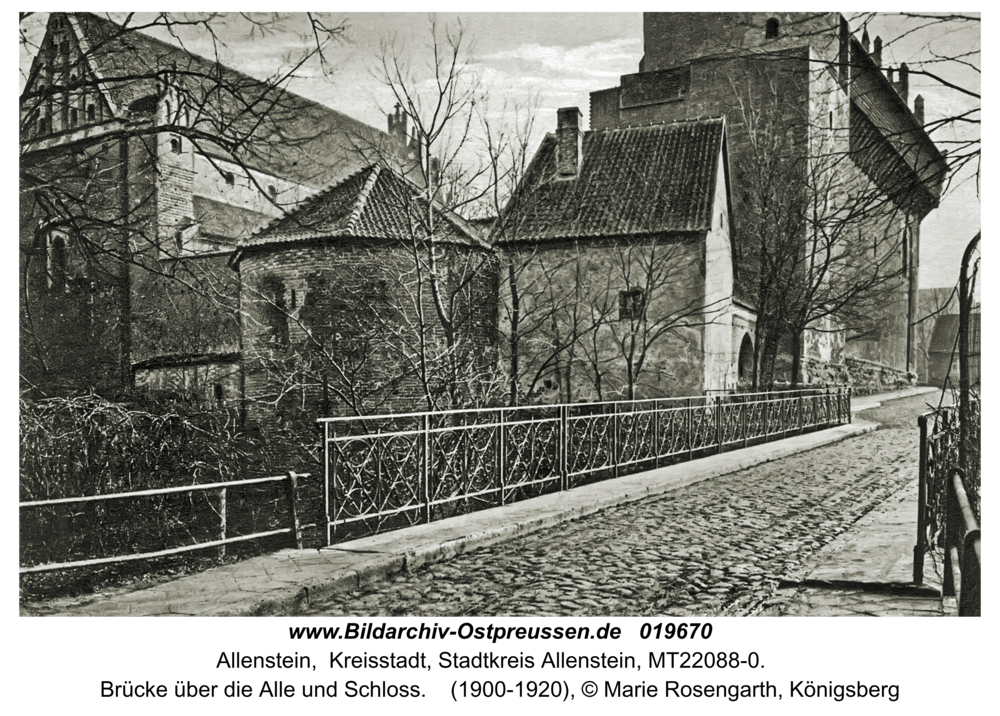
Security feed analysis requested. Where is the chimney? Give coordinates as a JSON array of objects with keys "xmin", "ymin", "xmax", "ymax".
[
  {"xmin": 872, "ymin": 36, "xmax": 882, "ymax": 67},
  {"xmin": 886, "ymin": 66, "xmax": 894, "ymax": 84},
  {"xmin": 556, "ymin": 107, "xmax": 583, "ymax": 178},
  {"xmin": 896, "ymin": 62, "xmax": 909, "ymax": 105},
  {"xmin": 388, "ymin": 102, "xmax": 408, "ymax": 144},
  {"xmin": 861, "ymin": 27, "xmax": 870, "ymax": 53},
  {"xmin": 914, "ymin": 94, "xmax": 925, "ymax": 126}
]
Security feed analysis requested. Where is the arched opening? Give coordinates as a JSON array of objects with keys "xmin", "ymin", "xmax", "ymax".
[
  {"xmin": 765, "ymin": 18, "xmax": 780, "ymax": 39},
  {"xmin": 737, "ymin": 333, "xmax": 754, "ymax": 387}
]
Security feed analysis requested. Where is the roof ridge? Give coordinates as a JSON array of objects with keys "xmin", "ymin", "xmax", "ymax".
[
  {"xmin": 243, "ymin": 163, "xmax": 376, "ymax": 244},
  {"xmin": 344, "ymin": 164, "xmax": 382, "ymax": 235},
  {"xmin": 70, "ymin": 12, "xmax": 387, "ymax": 140}
]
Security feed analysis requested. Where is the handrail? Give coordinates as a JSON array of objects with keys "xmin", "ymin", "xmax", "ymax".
[
  {"xmin": 19, "ymin": 472, "xmax": 309, "ymax": 573},
  {"xmin": 320, "ymin": 388, "xmax": 851, "ymax": 545}
]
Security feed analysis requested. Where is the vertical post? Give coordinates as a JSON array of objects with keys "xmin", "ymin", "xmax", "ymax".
[
  {"xmin": 798, "ymin": 391, "xmax": 804, "ymax": 432},
  {"xmin": 559, "ymin": 404, "xmax": 569, "ymax": 490},
  {"xmin": 913, "ymin": 414, "xmax": 928, "ymax": 584},
  {"xmin": 422, "ymin": 413, "xmax": 432, "ymax": 524},
  {"xmin": 742, "ymin": 400, "xmax": 748, "ymax": 449},
  {"xmin": 686, "ymin": 398, "xmax": 694, "ymax": 461},
  {"xmin": 847, "ymin": 386, "xmax": 853, "ymax": 424},
  {"xmin": 612, "ymin": 402, "xmax": 620, "ymax": 479},
  {"xmin": 285, "ymin": 471, "xmax": 303, "ymax": 549},
  {"xmin": 498, "ymin": 409, "xmax": 507, "ymax": 504},
  {"xmin": 715, "ymin": 395, "xmax": 723, "ymax": 454},
  {"xmin": 653, "ymin": 400, "xmax": 661, "ymax": 468},
  {"xmin": 958, "ymin": 233, "xmax": 980, "ymax": 478},
  {"xmin": 942, "ymin": 468, "xmax": 959, "ymax": 598},
  {"xmin": 323, "ymin": 421, "xmax": 331, "ymax": 546},
  {"xmin": 217, "ymin": 486, "xmax": 227, "ymax": 561},
  {"xmin": 762, "ymin": 396, "xmax": 769, "ymax": 440}
]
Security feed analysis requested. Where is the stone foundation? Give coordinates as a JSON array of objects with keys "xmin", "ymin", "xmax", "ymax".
[{"xmin": 801, "ymin": 356, "xmax": 916, "ymax": 396}]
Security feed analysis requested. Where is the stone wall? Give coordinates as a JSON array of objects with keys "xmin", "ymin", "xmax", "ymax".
[
  {"xmin": 239, "ymin": 239, "xmax": 500, "ymax": 419},
  {"xmin": 801, "ymin": 355, "xmax": 915, "ymax": 395},
  {"xmin": 502, "ymin": 236, "xmax": 708, "ymax": 402}
]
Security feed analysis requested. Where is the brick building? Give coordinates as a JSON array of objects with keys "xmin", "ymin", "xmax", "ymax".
[
  {"xmin": 232, "ymin": 163, "xmax": 499, "ymax": 418},
  {"xmin": 19, "ymin": 12, "xmax": 406, "ymax": 404},
  {"xmin": 494, "ymin": 111, "xmax": 754, "ymax": 401},
  {"xmin": 589, "ymin": 12, "xmax": 947, "ymax": 386}
]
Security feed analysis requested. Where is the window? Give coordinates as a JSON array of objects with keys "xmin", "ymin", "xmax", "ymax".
[
  {"xmin": 170, "ymin": 136, "xmax": 182, "ymax": 153},
  {"xmin": 268, "ymin": 185, "xmax": 277, "ymax": 200},
  {"xmin": 619, "ymin": 289, "xmax": 645, "ymax": 321},
  {"xmin": 765, "ymin": 18, "xmax": 779, "ymax": 39},
  {"xmin": 223, "ymin": 171, "xmax": 235, "ymax": 185},
  {"xmin": 290, "ymin": 289, "xmax": 297, "ymax": 309},
  {"xmin": 70, "ymin": 108, "xmax": 78, "ymax": 127},
  {"xmin": 213, "ymin": 384, "xmax": 224, "ymax": 402},
  {"xmin": 47, "ymin": 233, "xmax": 67, "ymax": 290},
  {"xmin": 87, "ymin": 104, "xmax": 95, "ymax": 121}
]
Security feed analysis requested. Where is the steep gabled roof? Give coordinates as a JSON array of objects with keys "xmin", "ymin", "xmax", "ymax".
[
  {"xmin": 31, "ymin": 13, "xmax": 396, "ymax": 189},
  {"xmin": 233, "ymin": 164, "xmax": 486, "ymax": 261},
  {"xmin": 493, "ymin": 116, "xmax": 726, "ymax": 244}
]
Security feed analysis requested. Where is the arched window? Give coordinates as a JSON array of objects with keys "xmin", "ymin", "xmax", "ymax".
[
  {"xmin": 87, "ymin": 104, "xmax": 95, "ymax": 121},
  {"xmin": 268, "ymin": 185, "xmax": 277, "ymax": 200},
  {"xmin": 765, "ymin": 18, "xmax": 779, "ymax": 39},
  {"xmin": 738, "ymin": 334, "xmax": 755, "ymax": 386},
  {"xmin": 170, "ymin": 136, "xmax": 182, "ymax": 153}
]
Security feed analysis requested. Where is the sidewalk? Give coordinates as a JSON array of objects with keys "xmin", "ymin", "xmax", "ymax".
[
  {"xmin": 768, "ymin": 478, "xmax": 952, "ymax": 616},
  {"xmin": 30, "ymin": 386, "xmax": 937, "ymax": 617}
]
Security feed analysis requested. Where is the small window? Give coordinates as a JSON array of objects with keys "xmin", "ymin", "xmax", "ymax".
[
  {"xmin": 70, "ymin": 108, "xmax": 78, "ymax": 127},
  {"xmin": 829, "ymin": 111, "xmax": 834, "ymax": 130},
  {"xmin": 47, "ymin": 234, "xmax": 67, "ymax": 290},
  {"xmin": 765, "ymin": 18, "xmax": 779, "ymax": 39},
  {"xmin": 170, "ymin": 136, "xmax": 182, "ymax": 153},
  {"xmin": 268, "ymin": 185, "xmax": 277, "ymax": 199},
  {"xmin": 213, "ymin": 384, "xmax": 224, "ymax": 402},
  {"xmin": 619, "ymin": 289, "xmax": 645, "ymax": 321},
  {"xmin": 87, "ymin": 104, "xmax": 95, "ymax": 121},
  {"xmin": 290, "ymin": 289, "xmax": 297, "ymax": 309},
  {"xmin": 223, "ymin": 171, "xmax": 235, "ymax": 185}
]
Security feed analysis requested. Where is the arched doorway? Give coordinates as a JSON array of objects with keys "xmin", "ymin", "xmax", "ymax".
[{"xmin": 737, "ymin": 333, "xmax": 754, "ymax": 388}]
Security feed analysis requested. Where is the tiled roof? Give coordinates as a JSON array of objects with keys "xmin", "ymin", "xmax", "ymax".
[
  {"xmin": 67, "ymin": 13, "xmax": 394, "ymax": 189},
  {"xmin": 236, "ymin": 164, "xmax": 485, "ymax": 255},
  {"xmin": 493, "ymin": 117, "xmax": 726, "ymax": 243},
  {"xmin": 928, "ymin": 313, "xmax": 981, "ymax": 355},
  {"xmin": 191, "ymin": 195, "xmax": 271, "ymax": 243}
]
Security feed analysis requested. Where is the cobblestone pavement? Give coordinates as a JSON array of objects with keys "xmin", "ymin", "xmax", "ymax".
[{"xmin": 301, "ymin": 394, "xmax": 944, "ymax": 617}]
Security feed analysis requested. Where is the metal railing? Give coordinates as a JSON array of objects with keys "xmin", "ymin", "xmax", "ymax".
[
  {"xmin": 944, "ymin": 468, "xmax": 981, "ymax": 616},
  {"xmin": 318, "ymin": 388, "xmax": 851, "ymax": 545},
  {"xmin": 915, "ymin": 404, "xmax": 981, "ymax": 615},
  {"xmin": 914, "ymin": 408, "xmax": 957, "ymax": 584},
  {"xmin": 19, "ymin": 472, "xmax": 307, "ymax": 573}
]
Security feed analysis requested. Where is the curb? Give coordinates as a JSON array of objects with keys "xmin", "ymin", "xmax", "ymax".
[{"xmin": 242, "ymin": 420, "xmax": 878, "ymax": 616}]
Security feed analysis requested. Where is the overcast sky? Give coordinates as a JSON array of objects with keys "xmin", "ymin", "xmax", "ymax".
[{"xmin": 18, "ymin": 11, "xmax": 980, "ymax": 289}]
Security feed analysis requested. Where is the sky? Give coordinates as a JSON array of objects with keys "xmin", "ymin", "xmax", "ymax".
[{"xmin": 18, "ymin": 10, "xmax": 980, "ymax": 289}]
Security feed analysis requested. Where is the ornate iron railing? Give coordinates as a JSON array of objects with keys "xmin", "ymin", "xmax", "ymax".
[
  {"xmin": 319, "ymin": 388, "xmax": 851, "ymax": 544},
  {"xmin": 915, "ymin": 402, "xmax": 981, "ymax": 615}
]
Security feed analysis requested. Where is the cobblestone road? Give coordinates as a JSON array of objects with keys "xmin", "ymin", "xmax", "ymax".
[{"xmin": 302, "ymin": 394, "xmax": 943, "ymax": 617}]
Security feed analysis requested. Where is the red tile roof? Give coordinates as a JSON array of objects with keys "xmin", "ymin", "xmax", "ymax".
[
  {"xmin": 236, "ymin": 164, "xmax": 485, "ymax": 255},
  {"xmin": 493, "ymin": 117, "xmax": 726, "ymax": 243}
]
